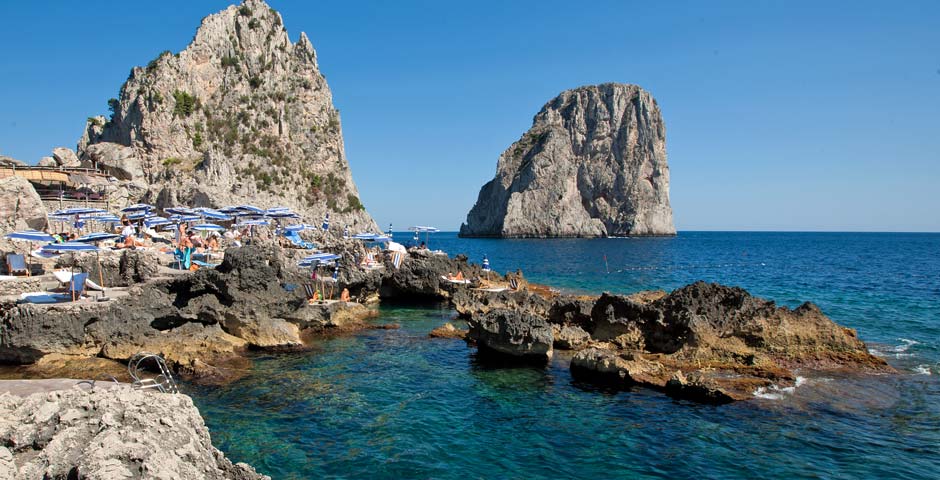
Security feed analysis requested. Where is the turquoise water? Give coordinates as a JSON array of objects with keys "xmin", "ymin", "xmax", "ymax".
[{"xmin": 189, "ymin": 232, "xmax": 940, "ymax": 479}]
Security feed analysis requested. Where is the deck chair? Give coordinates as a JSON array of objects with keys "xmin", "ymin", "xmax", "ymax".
[
  {"xmin": 509, "ymin": 277, "xmax": 519, "ymax": 290},
  {"xmin": 69, "ymin": 272, "xmax": 88, "ymax": 301},
  {"xmin": 303, "ymin": 283, "xmax": 315, "ymax": 300},
  {"xmin": 5, "ymin": 253, "xmax": 29, "ymax": 276},
  {"xmin": 173, "ymin": 247, "xmax": 193, "ymax": 270}
]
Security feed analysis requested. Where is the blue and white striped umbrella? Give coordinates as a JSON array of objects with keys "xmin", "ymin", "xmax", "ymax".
[
  {"xmin": 482, "ymin": 255, "xmax": 491, "ymax": 272},
  {"xmin": 126, "ymin": 211, "xmax": 157, "ymax": 221},
  {"xmin": 165, "ymin": 207, "xmax": 195, "ymax": 215},
  {"xmin": 48, "ymin": 215, "xmax": 73, "ymax": 222},
  {"xmin": 343, "ymin": 225, "xmax": 349, "ymax": 238},
  {"xmin": 235, "ymin": 219, "xmax": 270, "ymax": 227},
  {"xmin": 299, "ymin": 253, "xmax": 340, "ymax": 267},
  {"xmin": 265, "ymin": 211, "xmax": 300, "ymax": 219},
  {"xmin": 120, "ymin": 203, "xmax": 154, "ymax": 213},
  {"xmin": 387, "ymin": 223, "xmax": 393, "ymax": 238},
  {"xmin": 321, "ymin": 213, "xmax": 330, "ymax": 231},
  {"xmin": 191, "ymin": 223, "xmax": 226, "ymax": 232},
  {"xmin": 169, "ymin": 214, "xmax": 201, "ymax": 223},
  {"xmin": 145, "ymin": 217, "xmax": 172, "ymax": 228},
  {"xmin": 236, "ymin": 205, "xmax": 265, "ymax": 214},
  {"xmin": 266, "ymin": 206, "xmax": 293, "ymax": 214},
  {"xmin": 5, "ymin": 230, "xmax": 55, "ymax": 243},
  {"xmin": 42, "ymin": 242, "xmax": 100, "ymax": 253},
  {"xmin": 92, "ymin": 215, "xmax": 122, "ymax": 224},
  {"xmin": 193, "ymin": 207, "xmax": 232, "ymax": 221},
  {"xmin": 352, "ymin": 233, "xmax": 391, "ymax": 243},
  {"xmin": 284, "ymin": 224, "xmax": 317, "ymax": 232},
  {"xmin": 74, "ymin": 232, "xmax": 121, "ymax": 243},
  {"xmin": 52, "ymin": 207, "xmax": 107, "ymax": 216}
]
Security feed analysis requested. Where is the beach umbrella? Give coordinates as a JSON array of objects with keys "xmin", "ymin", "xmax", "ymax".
[
  {"xmin": 74, "ymin": 232, "xmax": 121, "ymax": 243},
  {"xmin": 235, "ymin": 219, "xmax": 270, "ymax": 227},
  {"xmin": 193, "ymin": 207, "xmax": 232, "ymax": 221},
  {"xmin": 6, "ymin": 231, "xmax": 56, "ymax": 275},
  {"xmin": 321, "ymin": 213, "xmax": 330, "ymax": 231},
  {"xmin": 120, "ymin": 203, "xmax": 154, "ymax": 213},
  {"xmin": 165, "ymin": 207, "xmax": 195, "ymax": 215},
  {"xmin": 126, "ymin": 211, "xmax": 157, "ymax": 221},
  {"xmin": 191, "ymin": 223, "xmax": 226, "ymax": 232},
  {"xmin": 387, "ymin": 223, "xmax": 393, "ymax": 238},
  {"xmin": 235, "ymin": 205, "xmax": 265, "ymax": 214},
  {"xmin": 6, "ymin": 230, "xmax": 56, "ymax": 243},
  {"xmin": 169, "ymin": 214, "xmax": 201, "ymax": 223},
  {"xmin": 482, "ymin": 255, "xmax": 490, "ymax": 272},
  {"xmin": 408, "ymin": 226, "xmax": 439, "ymax": 248},
  {"xmin": 284, "ymin": 224, "xmax": 317, "ymax": 232},
  {"xmin": 42, "ymin": 242, "xmax": 99, "ymax": 253},
  {"xmin": 53, "ymin": 207, "xmax": 107, "ymax": 216},
  {"xmin": 145, "ymin": 217, "xmax": 172, "ymax": 228},
  {"xmin": 351, "ymin": 233, "xmax": 390, "ymax": 243},
  {"xmin": 343, "ymin": 225, "xmax": 349, "ymax": 238}
]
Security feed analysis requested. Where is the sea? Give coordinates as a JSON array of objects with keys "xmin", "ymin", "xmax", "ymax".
[{"xmin": 188, "ymin": 232, "xmax": 940, "ymax": 479}]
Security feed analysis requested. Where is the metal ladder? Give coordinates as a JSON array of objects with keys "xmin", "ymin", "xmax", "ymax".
[{"xmin": 127, "ymin": 352, "xmax": 180, "ymax": 394}]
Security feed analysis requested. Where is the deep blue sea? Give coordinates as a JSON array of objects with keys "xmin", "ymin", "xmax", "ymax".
[{"xmin": 189, "ymin": 232, "xmax": 940, "ymax": 479}]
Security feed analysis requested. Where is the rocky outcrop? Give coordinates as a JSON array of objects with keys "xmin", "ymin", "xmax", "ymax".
[
  {"xmin": 455, "ymin": 280, "xmax": 890, "ymax": 403},
  {"xmin": 460, "ymin": 83, "xmax": 675, "ymax": 238},
  {"xmin": 0, "ymin": 386, "xmax": 268, "ymax": 479},
  {"xmin": 0, "ymin": 246, "xmax": 374, "ymax": 382},
  {"xmin": 37, "ymin": 157, "xmax": 57, "ymax": 167},
  {"xmin": 84, "ymin": 142, "xmax": 144, "ymax": 181},
  {"xmin": 51, "ymin": 147, "xmax": 80, "ymax": 167},
  {"xmin": 0, "ymin": 176, "xmax": 47, "ymax": 254},
  {"xmin": 467, "ymin": 309, "xmax": 553, "ymax": 361},
  {"xmin": 77, "ymin": 0, "xmax": 377, "ymax": 232}
]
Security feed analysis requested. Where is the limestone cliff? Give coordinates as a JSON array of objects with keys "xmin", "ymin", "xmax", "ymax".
[
  {"xmin": 78, "ymin": 0, "xmax": 377, "ymax": 231},
  {"xmin": 460, "ymin": 83, "xmax": 675, "ymax": 237}
]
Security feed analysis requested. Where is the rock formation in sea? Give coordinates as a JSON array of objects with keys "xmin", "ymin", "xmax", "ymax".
[
  {"xmin": 451, "ymin": 281, "xmax": 891, "ymax": 403},
  {"xmin": 74, "ymin": 0, "xmax": 377, "ymax": 231},
  {"xmin": 460, "ymin": 83, "xmax": 675, "ymax": 238},
  {"xmin": 0, "ymin": 386, "xmax": 268, "ymax": 479}
]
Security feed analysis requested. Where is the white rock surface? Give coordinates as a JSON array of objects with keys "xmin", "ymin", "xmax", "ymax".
[
  {"xmin": 0, "ymin": 386, "xmax": 269, "ymax": 479},
  {"xmin": 51, "ymin": 147, "xmax": 81, "ymax": 167},
  {"xmin": 461, "ymin": 83, "xmax": 675, "ymax": 237}
]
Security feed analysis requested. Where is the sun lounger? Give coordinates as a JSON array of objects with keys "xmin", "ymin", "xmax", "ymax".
[
  {"xmin": 5, "ymin": 253, "xmax": 29, "ymax": 276},
  {"xmin": 68, "ymin": 272, "xmax": 88, "ymax": 301},
  {"xmin": 440, "ymin": 275, "xmax": 471, "ymax": 285},
  {"xmin": 192, "ymin": 260, "xmax": 219, "ymax": 269}
]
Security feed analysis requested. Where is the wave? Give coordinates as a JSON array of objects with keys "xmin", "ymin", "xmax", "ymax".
[
  {"xmin": 753, "ymin": 376, "xmax": 807, "ymax": 400},
  {"xmin": 913, "ymin": 364, "xmax": 932, "ymax": 375}
]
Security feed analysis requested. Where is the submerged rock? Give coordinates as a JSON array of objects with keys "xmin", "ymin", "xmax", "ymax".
[
  {"xmin": 429, "ymin": 322, "xmax": 468, "ymax": 340},
  {"xmin": 460, "ymin": 83, "xmax": 675, "ymax": 238},
  {"xmin": 0, "ymin": 386, "xmax": 268, "ymax": 479}
]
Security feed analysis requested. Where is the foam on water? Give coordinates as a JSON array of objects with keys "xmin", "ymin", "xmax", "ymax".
[
  {"xmin": 913, "ymin": 365, "xmax": 932, "ymax": 375},
  {"xmin": 753, "ymin": 376, "xmax": 808, "ymax": 400}
]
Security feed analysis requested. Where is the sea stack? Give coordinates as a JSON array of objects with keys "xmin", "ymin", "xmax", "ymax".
[
  {"xmin": 77, "ymin": 0, "xmax": 377, "ymax": 231},
  {"xmin": 460, "ymin": 83, "xmax": 675, "ymax": 238}
]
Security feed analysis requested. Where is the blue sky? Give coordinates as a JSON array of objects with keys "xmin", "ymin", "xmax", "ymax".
[{"xmin": 1, "ymin": 1, "xmax": 938, "ymax": 231}]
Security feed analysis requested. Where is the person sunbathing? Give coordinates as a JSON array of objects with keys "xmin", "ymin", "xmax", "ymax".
[
  {"xmin": 455, "ymin": 271, "xmax": 464, "ymax": 281},
  {"xmin": 340, "ymin": 288, "xmax": 351, "ymax": 302}
]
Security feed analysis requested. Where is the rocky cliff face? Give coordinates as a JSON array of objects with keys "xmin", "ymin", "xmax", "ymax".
[
  {"xmin": 460, "ymin": 83, "xmax": 675, "ymax": 237},
  {"xmin": 77, "ymin": 0, "xmax": 377, "ymax": 231}
]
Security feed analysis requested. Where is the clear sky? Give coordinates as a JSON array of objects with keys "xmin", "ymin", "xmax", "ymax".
[{"xmin": 1, "ymin": 1, "xmax": 938, "ymax": 231}]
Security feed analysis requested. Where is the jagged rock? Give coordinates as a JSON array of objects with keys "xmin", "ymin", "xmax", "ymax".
[
  {"xmin": 83, "ymin": 142, "xmax": 144, "ymax": 180},
  {"xmin": 77, "ymin": 0, "xmax": 377, "ymax": 231},
  {"xmin": 51, "ymin": 147, "xmax": 80, "ymax": 167},
  {"xmin": 37, "ymin": 156, "xmax": 57, "ymax": 167},
  {"xmin": 0, "ymin": 387, "xmax": 269, "ymax": 479},
  {"xmin": 553, "ymin": 324, "xmax": 590, "ymax": 350},
  {"xmin": 0, "ymin": 176, "xmax": 48, "ymax": 252},
  {"xmin": 467, "ymin": 309, "xmax": 553, "ymax": 360},
  {"xmin": 460, "ymin": 83, "xmax": 675, "ymax": 238}
]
